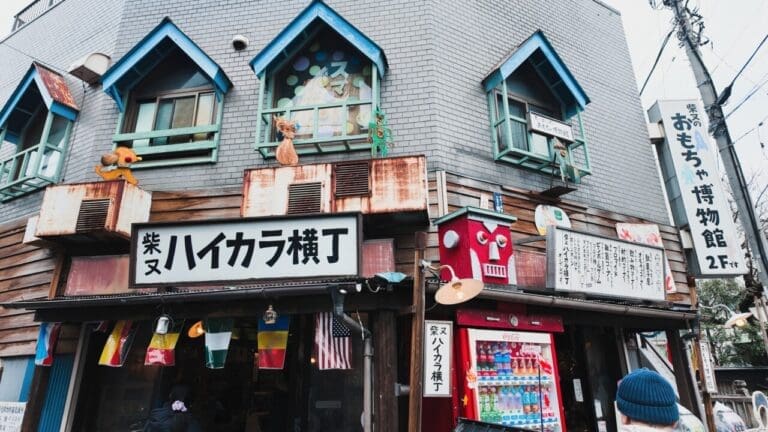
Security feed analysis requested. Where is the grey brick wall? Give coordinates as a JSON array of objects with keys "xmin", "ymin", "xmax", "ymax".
[{"xmin": 0, "ymin": 0, "xmax": 670, "ymax": 224}]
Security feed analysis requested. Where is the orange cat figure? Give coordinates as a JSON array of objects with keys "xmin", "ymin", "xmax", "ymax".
[
  {"xmin": 274, "ymin": 116, "xmax": 299, "ymax": 166},
  {"xmin": 94, "ymin": 146, "xmax": 142, "ymax": 185}
]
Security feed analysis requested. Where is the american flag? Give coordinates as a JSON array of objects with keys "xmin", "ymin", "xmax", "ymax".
[{"xmin": 314, "ymin": 312, "xmax": 351, "ymax": 370}]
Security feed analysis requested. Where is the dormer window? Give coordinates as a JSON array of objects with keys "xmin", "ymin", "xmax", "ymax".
[
  {"xmin": 0, "ymin": 63, "xmax": 78, "ymax": 201},
  {"xmin": 102, "ymin": 18, "xmax": 231, "ymax": 168},
  {"xmin": 484, "ymin": 31, "xmax": 591, "ymax": 183},
  {"xmin": 250, "ymin": 1, "xmax": 387, "ymax": 159}
]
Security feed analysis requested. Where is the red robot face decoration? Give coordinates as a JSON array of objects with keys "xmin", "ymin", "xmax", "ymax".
[{"xmin": 436, "ymin": 207, "xmax": 518, "ymax": 285}]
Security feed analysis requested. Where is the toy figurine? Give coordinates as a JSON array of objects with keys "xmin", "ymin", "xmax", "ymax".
[
  {"xmin": 94, "ymin": 146, "xmax": 142, "ymax": 185},
  {"xmin": 274, "ymin": 116, "xmax": 299, "ymax": 166},
  {"xmin": 367, "ymin": 107, "xmax": 393, "ymax": 157}
]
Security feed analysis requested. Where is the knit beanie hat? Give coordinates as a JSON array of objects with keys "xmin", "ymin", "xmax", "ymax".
[{"xmin": 616, "ymin": 369, "xmax": 679, "ymax": 426}]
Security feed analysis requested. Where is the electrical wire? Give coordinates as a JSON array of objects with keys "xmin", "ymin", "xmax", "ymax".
[
  {"xmin": 722, "ymin": 33, "xmax": 768, "ymax": 94},
  {"xmin": 732, "ymin": 113, "xmax": 768, "ymax": 144},
  {"xmin": 724, "ymin": 75, "xmax": 768, "ymax": 119},
  {"xmin": 640, "ymin": 27, "xmax": 676, "ymax": 96}
]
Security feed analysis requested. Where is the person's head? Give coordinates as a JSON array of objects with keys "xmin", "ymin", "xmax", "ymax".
[{"xmin": 616, "ymin": 369, "xmax": 679, "ymax": 429}]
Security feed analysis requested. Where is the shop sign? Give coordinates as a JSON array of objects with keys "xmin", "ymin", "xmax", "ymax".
[
  {"xmin": 699, "ymin": 340, "xmax": 718, "ymax": 394},
  {"xmin": 0, "ymin": 402, "xmax": 25, "ymax": 432},
  {"xmin": 424, "ymin": 320, "xmax": 452, "ymax": 397},
  {"xmin": 529, "ymin": 112, "xmax": 574, "ymax": 142},
  {"xmin": 130, "ymin": 213, "xmax": 360, "ymax": 287},
  {"xmin": 534, "ymin": 204, "xmax": 571, "ymax": 235},
  {"xmin": 616, "ymin": 223, "xmax": 676, "ymax": 294},
  {"xmin": 654, "ymin": 100, "xmax": 746, "ymax": 277},
  {"xmin": 546, "ymin": 227, "xmax": 666, "ymax": 301}
]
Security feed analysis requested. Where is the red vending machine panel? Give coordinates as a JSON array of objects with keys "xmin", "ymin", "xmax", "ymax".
[{"xmin": 460, "ymin": 328, "xmax": 564, "ymax": 431}]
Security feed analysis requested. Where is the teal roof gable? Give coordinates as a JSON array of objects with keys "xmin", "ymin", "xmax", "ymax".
[
  {"xmin": 483, "ymin": 31, "xmax": 590, "ymax": 118},
  {"xmin": 101, "ymin": 18, "xmax": 232, "ymax": 112},
  {"xmin": 249, "ymin": 0, "xmax": 387, "ymax": 77}
]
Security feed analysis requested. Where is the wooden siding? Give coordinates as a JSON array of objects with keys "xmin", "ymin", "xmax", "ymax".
[{"xmin": 0, "ymin": 217, "xmax": 56, "ymax": 356}]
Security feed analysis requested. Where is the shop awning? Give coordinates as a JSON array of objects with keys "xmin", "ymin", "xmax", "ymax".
[
  {"xmin": 477, "ymin": 285, "xmax": 696, "ymax": 321},
  {"xmin": 2, "ymin": 279, "xmax": 360, "ymax": 311}
]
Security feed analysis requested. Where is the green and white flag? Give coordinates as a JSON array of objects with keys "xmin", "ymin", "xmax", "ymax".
[{"xmin": 204, "ymin": 318, "xmax": 234, "ymax": 369}]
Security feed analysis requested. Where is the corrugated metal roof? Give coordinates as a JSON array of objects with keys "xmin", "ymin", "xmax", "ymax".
[{"xmin": 3, "ymin": 279, "xmax": 360, "ymax": 310}]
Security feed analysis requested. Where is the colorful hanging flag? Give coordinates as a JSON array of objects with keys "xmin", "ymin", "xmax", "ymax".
[
  {"xmin": 314, "ymin": 312, "xmax": 351, "ymax": 370},
  {"xmin": 204, "ymin": 318, "xmax": 233, "ymax": 369},
  {"xmin": 35, "ymin": 322, "xmax": 61, "ymax": 366},
  {"xmin": 145, "ymin": 320, "xmax": 184, "ymax": 366},
  {"xmin": 99, "ymin": 320, "xmax": 137, "ymax": 367},
  {"xmin": 258, "ymin": 316, "xmax": 291, "ymax": 369}
]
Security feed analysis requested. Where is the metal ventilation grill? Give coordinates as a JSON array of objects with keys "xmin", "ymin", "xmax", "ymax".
[
  {"xmin": 334, "ymin": 161, "xmax": 370, "ymax": 197},
  {"xmin": 75, "ymin": 199, "xmax": 111, "ymax": 233},
  {"xmin": 287, "ymin": 182, "xmax": 322, "ymax": 214}
]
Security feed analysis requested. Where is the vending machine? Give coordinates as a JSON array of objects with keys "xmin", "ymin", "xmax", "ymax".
[{"xmin": 456, "ymin": 309, "xmax": 565, "ymax": 432}]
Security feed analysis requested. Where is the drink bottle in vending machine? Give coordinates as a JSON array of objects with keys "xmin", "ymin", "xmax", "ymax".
[{"xmin": 458, "ymin": 328, "xmax": 565, "ymax": 432}]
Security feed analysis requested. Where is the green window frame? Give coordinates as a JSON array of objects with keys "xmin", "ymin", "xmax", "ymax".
[
  {"xmin": 254, "ymin": 30, "xmax": 381, "ymax": 159},
  {"xmin": 113, "ymin": 86, "xmax": 223, "ymax": 169},
  {"xmin": 0, "ymin": 109, "xmax": 73, "ymax": 202},
  {"xmin": 488, "ymin": 78, "xmax": 591, "ymax": 182}
]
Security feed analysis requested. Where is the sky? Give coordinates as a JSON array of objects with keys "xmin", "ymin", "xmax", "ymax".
[{"xmin": 0, "ymin": 0, "xmax": 765, "ymax": 192}]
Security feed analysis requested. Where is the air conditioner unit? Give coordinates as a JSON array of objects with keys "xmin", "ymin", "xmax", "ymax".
[
  {"xmin": 242, "ymin": 156, "xmax": 428, "ymax": 221},
  {"xmin": 35, "ymin": 180, "xmax": 151, "ymax": 243}
]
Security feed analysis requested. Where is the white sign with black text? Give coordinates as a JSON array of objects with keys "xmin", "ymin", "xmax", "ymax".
[
  {"xmin": 424, "ymin": 320, "xmax": 452, "ymax": 397},
  {"xmin": 529, "ymin": 112, "xmax": 574, "ymax": 142},
  {"xmin": 131, "ymin": 214, "xmax": 359, "ymax": 287},
  {"xmin": 654, "ymin": 100, "xmax": 746, "ymax": 276},
  {"xmin": 0, "ymin": 402, "xmax": 25, "ymax": 432},
  {"xmin": 546, "ymin": 227, "xmax": 666, "ymax": 301},
  {"xmin": 699, "ymin": 340, "xmax": 718, "ymax": 394}
]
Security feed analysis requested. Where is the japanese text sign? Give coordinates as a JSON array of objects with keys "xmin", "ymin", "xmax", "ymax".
[
  {"xmin": 699, "ymin": 340, "xmax": 718, "ymax": 394},
  {"xmin": 130, "ymin": 214, "xmax": 360, "ymax": 287},
  {"xmin": 529, "ymin": 112, "xmax": 574, "ymax": 142},
  {"xmin": 0, "ymin": 402, "xmax": 25, "ymax": 432},
  {"xmin": 546, "ymin": 227, "xmax": 666, "ymax": 301},
  {"xmin": 424, "ymin": 320, "xmax": 452, "ymax": 397},
  {"xmin": 653, "ymin": 100, "xmax": 746, "ymax": 276}
]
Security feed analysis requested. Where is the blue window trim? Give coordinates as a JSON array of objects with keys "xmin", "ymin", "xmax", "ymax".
[
  {"xmin": 249, "ymin": 0, "xmax": 387, "ymax": 78},
  {"xmin": 482, "ymin": 30, "xmax": 589, "ymax": 119},
  {"xmin": 101, "ymin": 17, "xmax": 232, "ymax": 112},
  {"xmin": 0, "ymin": 64, "xmax": 79, "ymax": 144}
]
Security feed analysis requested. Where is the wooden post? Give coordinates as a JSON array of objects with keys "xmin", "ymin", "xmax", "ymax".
[
  {"xmin": 666, "ymin": 330, "xmax": 697, "ymax": 414},
  {"xmin": 20, "ymin": 366, "xmax": 50, "ymax": 432},
  {"xmin": 689, "ymin": 277, "xmax": 716, "ymax": 432},
  {"xmin": 375, "ymin": 311, "xmax": 398, "ymax": 431},
  {"xmin": 408, "ymin": 231, "xmax": 427, "ymax": 432}
]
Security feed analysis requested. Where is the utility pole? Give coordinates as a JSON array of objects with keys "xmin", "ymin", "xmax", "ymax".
[{"xmin": 663, "ymin": 0, "xmax": 768, "ymax": 291}]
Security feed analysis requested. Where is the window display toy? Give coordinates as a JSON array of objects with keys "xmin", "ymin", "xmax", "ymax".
[
  {"xmin": 367, "ymin": 107, "xmax": 393, "ymax": 157},
  {"xmin": 274, "ymin": 116, "xmax": 299, "ymax": 166},
  {"xmin": 94, "ymin": 146, "xmax": 142, "ymax": 185}
]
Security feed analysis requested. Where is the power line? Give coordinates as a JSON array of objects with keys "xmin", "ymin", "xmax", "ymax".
[
  {"xmin": 732, "ymin": 113, "xmax": 768, "ymax": 144},
  {"xmin": 724, "ymin": 75, "xmax": 768, "ymax": 120},
  {"xmin": 640, "ymin": 27, "xmax": 676, "ymax": 96},
  {"xmin": 718, "ymin": 33, "xmax": 768, "ymax": 105}
]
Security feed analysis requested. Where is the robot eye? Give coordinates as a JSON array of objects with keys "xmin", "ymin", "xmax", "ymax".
[
  {"xmin": 496, "ymin": 235, "xmax": 508, "ymax": 248},
  {"xmin": 476, "ymin": 231, "xmax": 488, "ymax": 245}
]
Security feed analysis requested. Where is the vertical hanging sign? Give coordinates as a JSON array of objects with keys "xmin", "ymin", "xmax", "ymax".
[
  {"xmin": 652, "ymin": 100, "xmax": 746, "ymax": 277},
  {"xmin": 699, "ymin": 340, "xmax": 718, "ymax": 394},
  {"xmin": 424, "ymin": 320, "xmax": 452, "ymax": 397}
]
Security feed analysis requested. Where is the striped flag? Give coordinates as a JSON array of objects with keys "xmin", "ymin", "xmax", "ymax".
[
  {"xmin": 204, "ymin": 318, "xmax": 233, "ymax": 369},
  {"xmin": 35, "ymin": 322, "xmax": 61, "ymax": 366},
  {"xmin": 314, "ymin": 312, "xmax": 351, "ymax": 370},
  {"xmin": 144, "ymin": 320, "xmax": 184, "ymax": 366},
  {"xmin": 99, "ymin": 321, "xmax": 137, "ymax": 367},
  {"xmin": 258, "ymin": 316, "xmax": 291, "ymax": 369}
]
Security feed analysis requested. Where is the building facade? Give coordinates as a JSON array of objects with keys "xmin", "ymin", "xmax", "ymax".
[{"xmin": 0, "ymin": 0, "xmax": 700, "ymax": 431}]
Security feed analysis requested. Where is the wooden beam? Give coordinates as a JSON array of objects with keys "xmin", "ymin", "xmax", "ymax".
[
  {"xmin": 374, "ymin": 310, "xmax": 397, "ymax": 431},
  {"xmin": 408, "ymin": 231, "xmax": 426, "ymax": 432},
  {"xmin": 20, "ymin": 366, "xmax": 50, "ymax": 432}
]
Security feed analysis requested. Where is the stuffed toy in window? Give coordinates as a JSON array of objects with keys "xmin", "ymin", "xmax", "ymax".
[{"xmin": 94, "ymin": 146, "xmax": 142, "ymax": 185}]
